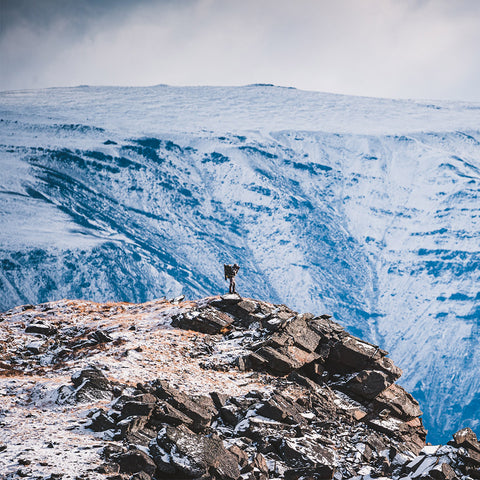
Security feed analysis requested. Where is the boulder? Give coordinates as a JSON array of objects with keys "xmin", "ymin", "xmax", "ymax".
[
  {"xmin": 116, "ymin": 449, "xmax": 156, "ymax": 476},
  {"xmin": 153, "ymin": 425, "xmax": 241, "ymax": 479},
  {"xmin": 345, "ymin": 369, "xmax": 393, "ymax": 399},
  {"xmin": 154, "ymin": 380, "xmax": 217, "ymax": 431},
  {"xmin": 429, "ymin": 462, "xmax": 458, "ymax": 480},
  {"xmin": 254, "ymin": 345, "xmax": 319, "ymax": 375},
  {"xmin": 25, "ymin": 321, "xmax": 57, "ymax": 336},
  {"xmin": 26, "ymin": 341, "xmax": 44, "ymax": 355},
  {"xmin": 254, "ymin": 346, "xmax": 303, "ymax": 374},
  {"xmin": 88, "ymin": 409, "xmax": 116, "ymax": 432},
  {"xmin": 453, "ymin": 427, "xmax": 480, "ymax": 452},
  {"xmin": 283, "ymin": 316, "xmax": 321, "ymax": 353},
  {"xmin": 149, "ymin": 400, "xmax": 195, "ymax": 428},
  {"xmin": 252, "ymin": 453, "xmax": 269, "ymax": 474},
  {"xmin": 72, "ymin": 365, "xmax": 111, "ymax": 391},
  {"xmin": 121, "ymin": 401, "xmax": 155, "ymax": 419},
  {"xmin": 171, "ymin": 308, "xmax": 234, "ymax": 334},
  {"xmin": 117, "ymin": 416, "xmax": 149, "ymax": 438},
  {"xmin": 309, "ymin": 317, "xmax": 344, "ymax": 341},
  {"xmin": 71, "ymin": 365, "xmax": 112, "ymax": 402},
  {"xmin": 373, "ymin": 384, "xmax": 422, "ymax": 420},
  {"xmin": 229, "ymin": 445, "xmax": 249, "ymax": 470},
  {"xmin": 397, "ymin": 417, "xmax": 427, "ymax": 454},
  {"xmin": 256, "ymin": 394, "xmax": 304, "ymax": 425},
  {"xmin": 277, "ymin": 436, "xmax": 336, "ymax": 472},
  {"xmin": 328, "ymin": 336, "xmax": 384, "ymax": 372},
  {"xmin": 124, "ymin": 427, "xmax": 157, "ymax": 448},
  {"xmin": 214, "ymin": 298, "xmax": 261, "ymax": 326}
]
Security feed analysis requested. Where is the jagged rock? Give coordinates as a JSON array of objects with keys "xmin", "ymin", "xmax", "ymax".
[
  {"xmin": 153, "ymin": 424, "xmax": 241, "ymax": 479},
  {"xmin": 344, "ymin": 369, "xmax": 393, "ymax": 399},
  {"xmin": 328, "ymin": 335, "xmax": 388, "ymax": 372},
  {"xmin": 213, "ymin": 298, "xmax": 293, "ymax": 328},
  {"xmin": 2, "ymin": 295, "xmax": 449, "ymax": 479},
  {"xmin": 154, "ymin": 380, "xmax": 217, "ymax": 431},
  {"xmin": 121, "ymin": 401, "xmax": 155, "ymax": 419},
  {"xmin": 116, "ymin": 449, "xmax": 156, "ymax": 476},
  {"xmin": 214, "ymin": 298, "xmax": 260, "ymax": 326},
  {"xmin": 463, "ymin": 446, "xmax": 480, "ymax": 466},
  {"xmin": 228, "ymin": 445, "xmax": 249, "ymax": 470},
  {"xmin": 171, "ymin": 307, "xmax": 234, "ymax": 334},
  {"xmin": 89, "ymin": 409, "xmax": 116, "ymax": 431},
  {"xmin": 252, "ymin": 453, "xmax": 269, "ymax": 474},
  {"xmin": 149, "ymin": 400, "xmax": 195, "ymax": 428},
  {"xmin": 429, "ymin": 462, "xmax": 458, "ymax": 480},
  {"xmin": 88, "ymin": 329, "xmax": 113, "ymax": 344},
  {"xmin": 71, "ymin": 365, "xmax": 112, "ymax": 402},
  {"xmin": 220, "ymin": 404, "xmax": 241, "ymax": 426},
  {"xmin": 288, "ymin": 371, "xmax": 321, "ymax": 391},
  {"xmin": 211, "ymin": 391, "xmax": 230, "ymax": 410},
  {"xmin": 284, "ymin": 316, "xmax": 321, "ymax": 352},
  {"xmin": 25, "ymin": 321, "xmax": 57, "ymax": 336},
  {"xmin": 253, "ymin": 345, "xmax": 319, "ymax": 375},
  {"xmin": 309, "ymin": 316, "xmax": 344, "ymax": 342},
  {"xmin": 373, "ymin": 384, "xmax": 422, "ymax": 420},
  {"xmin": 397, "ymin": 418, "xmax": 427, "ymax": 454},
  {"xmin": 117, "ymin": 416, "xmax": 149, "ymax": 438},
  {"xmin": 26, "ymin": 341, "xmax": 44, "ymax": 354},
  {"xmin": 72, "ymin": 365, "xmax": 111, "ymax": 391},
  {"xmin": 111, "ymin": 394, "xmax": 138, "ymax": 412},
  {"xmin": 104, "ymin": 443, "xmax": 126, "ymax": 458},
  {"xmin": 124, "ymin": 427, "xmax": 157, "ymax": 447},
  {"xmin": 276, "ymin": 436, "xmax": 335, "ymax": 474},
  {"xmin": 453, "ymin": 427, "xmax": 480, "ymax": 452},
  {"xmin": 95, "ymin": 462, "xmax": 120, "ymax": 474},
  {"xmin": 256, "ymin": 393, "xmax": 305, "ymax": 425}
]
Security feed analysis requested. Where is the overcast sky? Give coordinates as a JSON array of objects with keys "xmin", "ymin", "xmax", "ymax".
[{"xmin": 1, "ymin": 0, "xmax": 480, "ymax": 101}]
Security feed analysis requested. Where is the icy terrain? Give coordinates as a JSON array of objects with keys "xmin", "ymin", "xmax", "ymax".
[{"xmin": 0, "ymin": 85, "xmax": 479, "ymax": 443}]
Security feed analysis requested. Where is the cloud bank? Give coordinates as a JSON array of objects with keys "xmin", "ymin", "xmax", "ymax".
[{"xmin": 1, "ymin": 0, "xmax": 480, "ymax": 101}]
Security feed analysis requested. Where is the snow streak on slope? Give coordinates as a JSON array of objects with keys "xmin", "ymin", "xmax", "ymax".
[{"xmin": 0, "ymin": 85, "xmax": 479, "ymax": 443}]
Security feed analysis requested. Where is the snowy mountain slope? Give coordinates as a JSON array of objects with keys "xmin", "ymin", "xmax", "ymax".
[{"xmin": 0, "ymin": 85, "xmax": 479, "ymax": 443}]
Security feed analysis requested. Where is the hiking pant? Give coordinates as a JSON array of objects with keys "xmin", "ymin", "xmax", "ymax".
[{"xmin": 229, "ymin": 277, "xmax": 236, "ymax": 294}]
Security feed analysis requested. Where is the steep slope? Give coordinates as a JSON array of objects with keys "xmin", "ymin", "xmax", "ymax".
[
  {"xmin": 0, "ymin": 85, "xmax": 479, "ymax": 443},
  {"xmin": 2, "ymin": 295, "xmax": 479, "ymax": 480}
]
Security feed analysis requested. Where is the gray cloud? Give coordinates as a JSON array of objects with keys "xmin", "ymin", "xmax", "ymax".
[{"xmin": 1, "ymin": 0, "xmax": 480, "ymax": 101}]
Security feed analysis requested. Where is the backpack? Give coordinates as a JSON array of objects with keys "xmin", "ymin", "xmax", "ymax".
[{"xmin": 224, "ymin": 264, "xmax": 234, "ymax": 278}]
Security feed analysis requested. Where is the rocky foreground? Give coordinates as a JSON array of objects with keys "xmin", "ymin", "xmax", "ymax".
[{"xmin": 0, "ymin": 295, "xmax": 478, "ymax": 480}]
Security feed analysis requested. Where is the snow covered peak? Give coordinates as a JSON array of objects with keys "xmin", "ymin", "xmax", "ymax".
[{"xmin": 1, "ymin": 84, "xmax": 480, "ymax": 138}]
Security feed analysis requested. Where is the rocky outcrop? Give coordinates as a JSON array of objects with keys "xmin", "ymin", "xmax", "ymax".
[
  {"xmin": 59, "ymin": 294, "xmax": 438, "ymax": 479},
  {"xmin": 1, "ymin": 294, "xmax": 477, "ymax": 480}
]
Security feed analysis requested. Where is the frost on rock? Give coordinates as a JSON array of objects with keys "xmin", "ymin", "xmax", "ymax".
[{"xmin": 0, "ymin": 295, "xmax": 478, "ymax": 479}]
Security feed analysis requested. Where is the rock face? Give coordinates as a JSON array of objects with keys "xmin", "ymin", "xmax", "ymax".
[
  {"xmin": 0, "ymin": 295, "xmax": 477, "ymax": 479},
  {"xmin": 84, "ymin": 295, "xmax": 432, "ymax": 480}
]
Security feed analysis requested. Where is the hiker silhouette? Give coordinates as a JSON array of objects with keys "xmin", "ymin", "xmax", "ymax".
[{"xmin": 224, "ymin": 263, "xmax": 240, "ymax": 294}]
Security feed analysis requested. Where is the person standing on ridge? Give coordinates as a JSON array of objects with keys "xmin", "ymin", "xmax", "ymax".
[{"xmin": 224, "ymin": 263, "xmax": 240, "ymax": 294}]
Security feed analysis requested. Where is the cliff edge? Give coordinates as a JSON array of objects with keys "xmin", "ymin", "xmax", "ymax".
[{"xmin": 0, "ymin": 295, "xmax": 478, "ymax": 479}]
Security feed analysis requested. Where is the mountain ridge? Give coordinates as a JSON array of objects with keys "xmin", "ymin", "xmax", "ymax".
[{"xmin": 1, "ymin": 85, "xmax": 479, "ymax": 443}]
